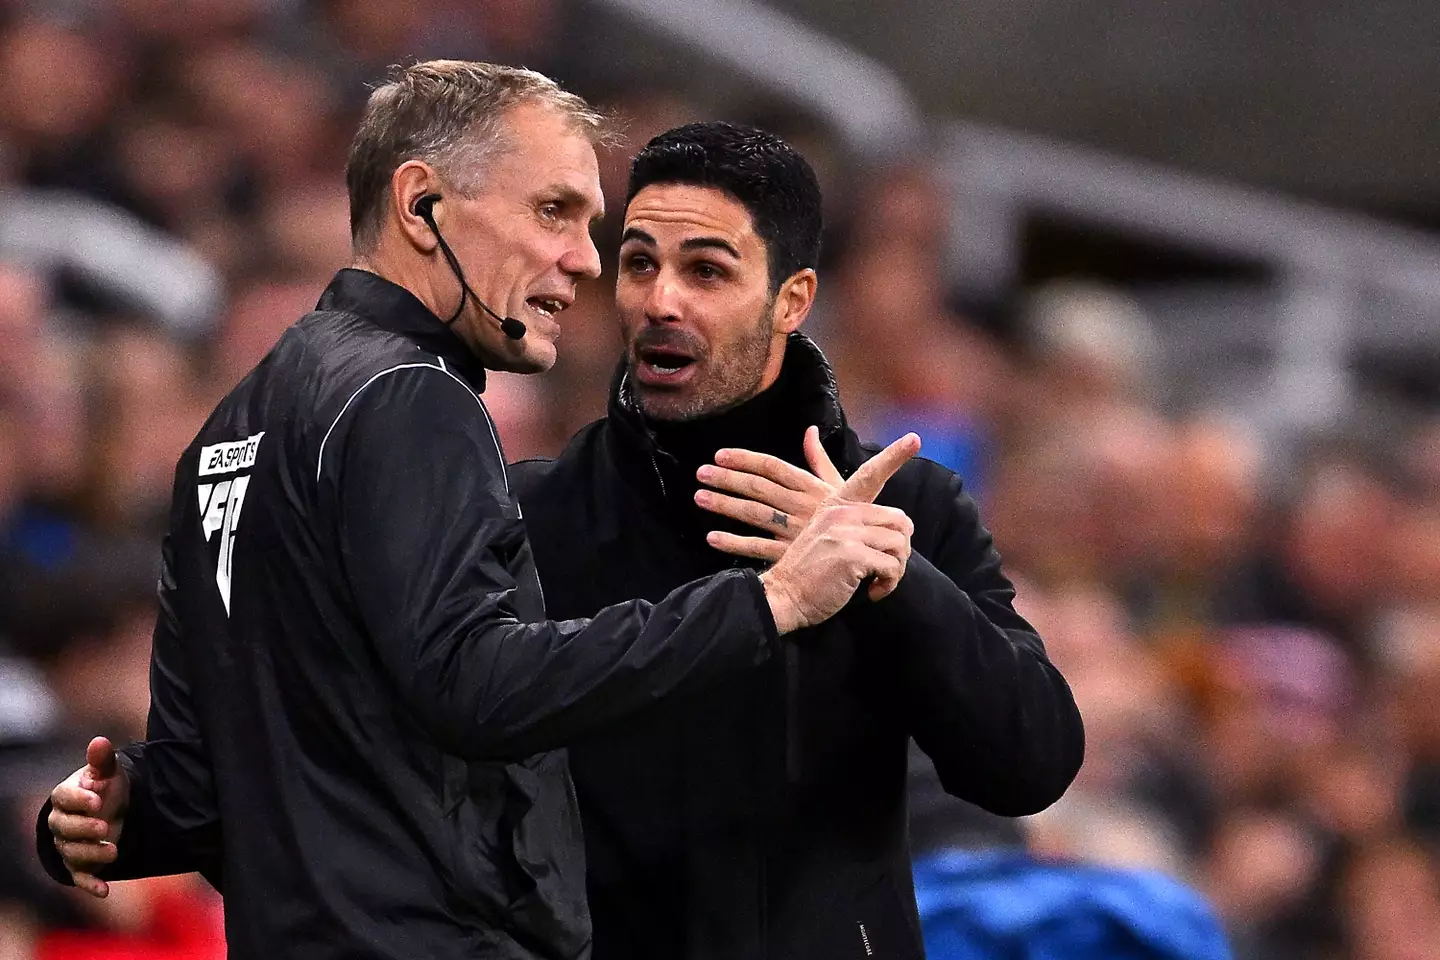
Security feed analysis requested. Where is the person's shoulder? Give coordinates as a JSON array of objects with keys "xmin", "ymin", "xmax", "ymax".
[
  {"xmin": 318, "ymin": 313, "xmax": 422, "ymax": 376},
  {"xmin": 510, "ymin": 418, "xmax": 610, "ymax": 500},
  {"xmin": 508, "ymin": 456, "xmax": 555, "ymax": 501}
]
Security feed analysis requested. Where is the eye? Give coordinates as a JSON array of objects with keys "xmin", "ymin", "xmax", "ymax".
[
  {"xmin": 623, "ymin": 253, "xmax": 655, "ymax": 274},
  {"xmin": 693, "ymin": 262, "xmax": 725, "ymax": 281},
  {"xmin": 538, "ymin": 201, "xmax": 562, "ymax": 221}
]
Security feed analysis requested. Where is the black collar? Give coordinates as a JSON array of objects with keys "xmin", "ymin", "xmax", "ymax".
[
  {"xmin": 316, "ymin": 268, "xmax": 490, "ymax": 390},
  {"xmin": 605, "ymin": 333, "xmax": 853, "ymax": 509}
]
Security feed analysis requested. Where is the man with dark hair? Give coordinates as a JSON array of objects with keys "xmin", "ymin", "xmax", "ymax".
[
  {"xmin": 505, "ymin": 121, "xmax": 1084, "ymax": 959},
  {"xmin": 35, "ymin": 69, "xmax": 920, "ymax": 960}
]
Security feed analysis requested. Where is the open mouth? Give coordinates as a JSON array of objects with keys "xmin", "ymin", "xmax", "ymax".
[
  {"xmin": 635, "ymin": 346, "xmax": 699, "ymax": 385},
  {"xmin": 525, "ymin": 296, "xmax": 568, "ymax": 320}
]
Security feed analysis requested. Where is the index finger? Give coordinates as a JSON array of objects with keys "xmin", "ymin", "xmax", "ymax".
[
  {"xmin": 51, "ymin": 782, "xmax": 102, "ymax": 816},
  {"xmin": 838, "ymin": 433, "xmax": 920, "ymax": 503},
  {"xmin": 712, "ymin": 447, "xmax": 831, "ymax": 495},
  {"xmin": 70, "ymin": 870, "xmax": 110, "ymax": 899}
]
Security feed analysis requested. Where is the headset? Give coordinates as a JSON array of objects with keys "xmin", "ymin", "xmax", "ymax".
[{"xmin": 412, "ymin": 193, "xmax": 526, "ymax": 340}]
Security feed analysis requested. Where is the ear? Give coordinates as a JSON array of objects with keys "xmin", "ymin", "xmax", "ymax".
[
  {"xmin": 391, "ymin": 160, "xmax": 440, "ymax": 253},
  {"xmin": 772, "ymin": 268, "xmax": 817, "ymax": 335}
]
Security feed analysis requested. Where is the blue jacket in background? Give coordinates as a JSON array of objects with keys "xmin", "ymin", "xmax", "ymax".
[{"xmin": 913, "ymin": 850, "xmax": 1232, "ymax": 960}]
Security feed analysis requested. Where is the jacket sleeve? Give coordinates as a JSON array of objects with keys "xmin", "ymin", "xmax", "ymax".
[
  {"xmin": 327, "ymin": 367, "xmax": 776, "ymax": 762},
  {"xmin": 862, "ymin": 462, "xmax": 1084, "ymax": 816},
  {"xmin": 35, "ymin": 535, "xmax": 224, "ymax": 889}
]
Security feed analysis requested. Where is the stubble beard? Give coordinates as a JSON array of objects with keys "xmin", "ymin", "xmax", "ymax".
[{"xmin": 636, "ymin": 304, "xmax": 777, "ymax": 423}]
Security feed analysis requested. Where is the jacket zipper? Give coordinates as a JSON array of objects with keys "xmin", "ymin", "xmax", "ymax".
[{"xmin": 649, "ymin": 450, "xmax": 667, "ymax": 497}]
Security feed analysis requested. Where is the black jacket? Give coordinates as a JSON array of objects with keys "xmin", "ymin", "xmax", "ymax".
[
  {"xmin": 513, "ymin": 335, "xmax": 1084, "ymax": 960},
  {"xmin": 35, "ymin": 269, "xmax": 778, "ymax": 960}
]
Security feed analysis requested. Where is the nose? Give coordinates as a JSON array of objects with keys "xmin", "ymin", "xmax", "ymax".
[
  {"xmin": 643, "ymin": 271, "xmax": 684, "ymax": 324},
  {"xmin": 561, "ymin": 230, "xmax": 602, "ymax": 281}
]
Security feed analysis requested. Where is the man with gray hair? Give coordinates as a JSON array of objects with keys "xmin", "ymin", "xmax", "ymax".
[{"xmin": 34, "ymin": 61, "xmax": 919, "ymax": 960}]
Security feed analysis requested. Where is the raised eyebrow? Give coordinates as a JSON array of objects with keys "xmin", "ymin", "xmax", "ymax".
[
  {"xmin": 679, "ymin": 237, "xmax": 741, "ymax": 260},
  {"xmin": 619, "ymin": 227, "xmax": 657, "ymax": 247}
]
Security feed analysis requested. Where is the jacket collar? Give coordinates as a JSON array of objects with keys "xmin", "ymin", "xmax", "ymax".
[{"xmin": 316, "ymin": 268, "xmax": 489, "ymax": 390}]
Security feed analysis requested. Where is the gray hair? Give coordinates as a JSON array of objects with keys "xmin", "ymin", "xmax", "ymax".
[{"xmin": 345, "ymin": 60, "xmax": 611, "ymax": 252}]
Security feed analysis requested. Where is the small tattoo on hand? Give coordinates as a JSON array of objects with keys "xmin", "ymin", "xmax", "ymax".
[{"xmin": 771, "ymin": 510, "xmax": 789, "ymax": 528}]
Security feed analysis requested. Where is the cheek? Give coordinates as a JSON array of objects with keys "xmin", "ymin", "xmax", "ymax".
[
  {"xmin": 614, "ymin": 276, "xmax": 643, "ymax": 309},
  {"xmin": 508, "ymin": 229, "xmax": 560, "ymax": 279},
  {"xmin": 614, "ymin": 282, "xmax": 646, "ymax": 334},
  {"xmin": 706, "ymin": 303, "xmax": 772, "ymax": 351},
  {"xmin": 529, "ymin": 237, "xmax": 564, "ymax": 276}
]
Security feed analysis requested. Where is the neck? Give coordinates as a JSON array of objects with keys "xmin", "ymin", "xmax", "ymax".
[
  {"xmin": 612, "ymin": 333, "xmax": 847, "ymax": 528},
  {"xmin": 648, "ymin": 363, "xmax": 806, "ymax": 485},
  {"xmin": 353, "ymin": 235, "xmax": 445, "ymax": 318},
  {"xmin": 352, "ymin": 247, "xmax": 490, "ymax": 360},
  {"xmin": 647, "ymin": 378, "xmax": 805, "ymax": 536},
  {"xmin": 754, "ymin": 332, "xmax": 788, "ymax": 396}
]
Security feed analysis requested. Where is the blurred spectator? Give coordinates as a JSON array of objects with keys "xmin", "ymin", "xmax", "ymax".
[
  {"xmin": 0, "ymin": 19, "xmax": 130, "ymax": 202},
  {"xmin": 828, "ymin": 163, "xmax": 1011, "ymax": 493},
  {"xmin": 1024, "ymin": 279, "xmax": 1162, "ymax": 412},
  {"xmin": 1219, "ymin": 445, "xmax": 1404, "ymax": 664},
  {"xmin": 79, "ymin": 327, "xmax": 205, "ymax": 536},
  {"xmin": 254, "ymin": 178, "xmax": 353, "ymax": 285},
  {"xmin": 1338, "ymin": 839, "xmax": 1440, "ymax": 960},
  {"xmin": 0, "ymin": 262, "xmax": 43, "ymax": 394},
  {"xmin": 173, "ymin": 42, "xmax": 339, "ymax": 197},
  {"xmin": 211, "ymin": 280, "xmax": 326, "ymax": 395},
  {"xmin": 1201, "ymin": 807, "xmax": 1328, "ymax": 960},
  {"xmin": 111, "ymin": 109, "xmax": 239, "ymax": 233},
  {"xmin": 106, "ymin": 0, "xmax": 266, "ymax": 48}
]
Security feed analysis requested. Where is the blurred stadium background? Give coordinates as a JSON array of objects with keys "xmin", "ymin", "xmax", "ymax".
[{"xmin": 1, "ymin": 1, "xmax": 1438, "ymax": 958}]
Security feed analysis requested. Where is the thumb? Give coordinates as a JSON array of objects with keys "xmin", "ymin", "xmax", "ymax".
[
  {"xmin": 803, "ymin": 426, "xmax": 844, "ymax": 487},
  {"xmin": 85, "ymin": 737, "xmax": 118, "ymax": 781},
  {"xmin": 839, "ymin": 433, "xmax": 920, "ymax": 504}
]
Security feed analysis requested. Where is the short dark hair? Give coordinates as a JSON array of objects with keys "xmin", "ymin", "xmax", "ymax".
[
  {"xmin": 627, "ymin": 122, "xmax": 822, "ymax": 292},
  {"xmin": 346, "ymin": 60, "xmax": 609, "ymax": 252}
]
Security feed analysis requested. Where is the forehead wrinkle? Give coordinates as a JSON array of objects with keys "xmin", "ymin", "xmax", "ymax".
[{"xmin": 623, "ymin": 184, "xmax": 757, "ymax": 251}]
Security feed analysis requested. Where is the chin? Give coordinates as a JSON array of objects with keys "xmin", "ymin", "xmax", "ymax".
[
  {"xmin": 636, "ymin": 389, "xmax": 710, "ymax": 423},
  {"xmin": 493, "ymin": 340, "xmax": 557, "ymax": 375}
]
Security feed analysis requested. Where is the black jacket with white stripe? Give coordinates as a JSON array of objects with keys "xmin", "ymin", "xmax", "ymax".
[{"xmin": 35, "ymin": 268, "xmax": 777, "ymax": 959}]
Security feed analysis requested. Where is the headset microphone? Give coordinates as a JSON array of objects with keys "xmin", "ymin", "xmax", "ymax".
[{"xmin": 412, "ymin": 194, "xmax": 527, "ymax": 340}]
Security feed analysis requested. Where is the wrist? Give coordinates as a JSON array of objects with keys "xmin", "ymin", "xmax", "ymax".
[{"xmin": 759, "ymin": 570, "xmax": 799, "ymax": 635}]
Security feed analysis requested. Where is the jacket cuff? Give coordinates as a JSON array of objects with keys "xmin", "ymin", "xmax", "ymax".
[
  {"xmin": 740, "ymin": 569, "xmax": 781, "ymax": 664},
  {"xmin": 101, "ymin": 743, "xmax": 155, "ymax": 880}
]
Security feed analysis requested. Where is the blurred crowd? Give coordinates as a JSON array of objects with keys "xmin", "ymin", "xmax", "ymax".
[{"xmin": 1, "ymin": 2, "xmax": 1438, "ymax": 960}]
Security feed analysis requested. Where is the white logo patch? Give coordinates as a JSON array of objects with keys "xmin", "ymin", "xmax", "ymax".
[
  {"xmin": 197, "ymin": 432, "xmax": 264, "ymax": 614},
  {"xmin": 199, "ymin": 432, "xmax": 264, "ymax": 476}
]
